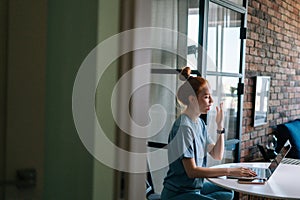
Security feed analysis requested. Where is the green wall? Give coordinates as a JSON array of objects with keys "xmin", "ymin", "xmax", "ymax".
[
  {"xmin": 45, "ymin": 0, "xmax": 96, "ymax": 199},
  {"xmin": 45, "ymin": 0, "xmax": 119, "ymax": 199},
  {"xmin": 0, "ymin": 0, "xmax": 7, "ymax": 198},
  {"xmin": 93, "ymin": 0, "xmax": 119, "ymax": 199},
  {"xmin": 93, "ymin": 63, "xmax": 118, "ymax": 200}
]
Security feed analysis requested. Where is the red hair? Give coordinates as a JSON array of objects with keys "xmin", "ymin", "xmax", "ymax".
[{"xmin": 177, "ymin": 67, "xmax": 208, "ymax": 105}]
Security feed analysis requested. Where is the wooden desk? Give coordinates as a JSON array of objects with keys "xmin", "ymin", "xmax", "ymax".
[{"xmin": 207, "ymin": 162, "xmax": 300, "ymax": 199}]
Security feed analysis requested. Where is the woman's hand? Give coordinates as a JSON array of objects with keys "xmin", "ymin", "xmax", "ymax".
[
  {"xmin": 228, "ymin": 167, "xmax": 257, "ymax": 177},
  {"xmin": 215, "ymin": 102, "xmax": 224, "ymax": 130}
]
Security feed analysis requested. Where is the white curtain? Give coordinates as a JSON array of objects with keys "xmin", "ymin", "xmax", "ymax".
[{"xmin": 147, "ymin": 0, "xmax": 189, "ymax": 194}]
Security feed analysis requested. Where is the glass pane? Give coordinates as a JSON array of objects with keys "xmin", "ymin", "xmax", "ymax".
[
  {"xmin": 148, "ymin": 0, "xmax": 188, "ymax": 195},
  {"xmin": 254, "ymin": 76, "xmax": 270, "ymax": 127},
  {"xmin": 227, "ymin": 0, "xmax": 243, "ymax": 6},
  {"xmin": 187, "ymin": 5, "xmax": 199, "ymax": 70},
  {"xmin": 207, "ymin": 2, "xmax": 242, "ymax": 74},
  {"xmin": 147, "ymin": 70, "xmax": 183, "ymax": 194},
  {"xmin": 206, "ymin": 75, "xmax": 239, "ymax": 166},
  {"xmin": 147, "ymin": 73, "xmax": 177, "ymax": 144}
]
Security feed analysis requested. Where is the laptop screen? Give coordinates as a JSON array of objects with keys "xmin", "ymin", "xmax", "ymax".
[{"xmin": 268, "ymin": 140, "xmax": 291, "ymax": 173}]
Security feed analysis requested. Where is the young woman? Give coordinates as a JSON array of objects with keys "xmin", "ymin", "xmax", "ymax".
[{"xmin": 161, "ymin": 67, "xmax": 256, "ymax": 200}]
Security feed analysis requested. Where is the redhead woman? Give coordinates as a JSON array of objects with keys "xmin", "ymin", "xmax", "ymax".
[{"xmin": 161, "ymin": 67, "xmax": 256, "ymax": 200}]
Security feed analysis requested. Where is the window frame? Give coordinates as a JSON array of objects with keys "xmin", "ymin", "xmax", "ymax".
[{"xmin": 198, "ymin": 0, "xmax": 248, "ymax": 162}]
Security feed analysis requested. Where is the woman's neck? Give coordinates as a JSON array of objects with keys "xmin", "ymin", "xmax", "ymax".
[{"xmin": 183, "ymin": 106, "xmax": 200, "ymax": 122}]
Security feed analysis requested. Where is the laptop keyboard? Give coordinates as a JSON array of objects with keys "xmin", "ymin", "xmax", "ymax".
[
  {"xmin": 282, "ymin": 158, "xmax": 300, "ymax": 166},
  {"xmin": 249, "ymin": 167, "xmax": 271, "ymax": 179}
]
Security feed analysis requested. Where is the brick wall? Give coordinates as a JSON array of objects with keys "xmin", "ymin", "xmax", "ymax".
[{"xmin": 242, "ymin": 0, "xmax": 300, "ymax": 161}]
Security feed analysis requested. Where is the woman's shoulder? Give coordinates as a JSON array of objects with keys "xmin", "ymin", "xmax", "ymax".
[
  {"xmin": 178, "ymin": 114, "xmax": 206, "ymax": 124},
  {"xmin": 175, "ymin": 114, "xmax": 192, "ymax": 126},
  {"xmin": 169, "ymin": 115, "xmax": 193, "ymax": 140}
]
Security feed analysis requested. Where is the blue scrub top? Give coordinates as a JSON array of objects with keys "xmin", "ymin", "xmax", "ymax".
[{"xmin": 163, "ymin": 114, "xmax": 213, "ymax": 192}]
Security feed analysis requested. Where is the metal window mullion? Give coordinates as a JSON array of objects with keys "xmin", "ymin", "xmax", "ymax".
[
  {"xmin": 206, "ymin": 71, "xmax": 243, "ymax": 78},
  {"xmin": 210, "ymin": 0, "xmax": 246, "ymax": 14},
  {"xmin": 198, "ymin": 0, "xmax": 209, "ymax": 77},
  {"xmin": 235, "ymin": 0, "xmax": 248, "ymax": 163}
]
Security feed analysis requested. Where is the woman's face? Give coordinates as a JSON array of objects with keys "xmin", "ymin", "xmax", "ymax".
[{"xmin": 196, "ymin": 85, "xmax": 214, "ymax": 114}]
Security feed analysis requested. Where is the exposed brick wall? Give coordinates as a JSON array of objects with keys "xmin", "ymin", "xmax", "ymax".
[{"xmin": 242, "ymin": 0, "xmax": 300, "ymax": 161}]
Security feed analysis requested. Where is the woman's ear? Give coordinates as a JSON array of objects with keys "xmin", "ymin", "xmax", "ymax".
[{"xmin": 188, "ymin": 95, "xmax": 197, "ymax": 104}]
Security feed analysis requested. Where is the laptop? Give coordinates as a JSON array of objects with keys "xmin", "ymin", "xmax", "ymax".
[{"xmin": 228, "ymin": 140, "xmax": 292, "ymax": 181}]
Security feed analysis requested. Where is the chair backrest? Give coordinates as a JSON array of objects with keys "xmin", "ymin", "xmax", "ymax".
[
  {"xmin": 146, "ymin": 170, "xmax": 155, "ymax": 197},
  {"xmin": 257, "ymin": 144, "xmax": 269, "ymax": 161},
  {"xmin": 276, "ymin": 119, "xmax": 300, "ymax": 159},
  {"xmin": 146, "ymin": 141, "xmax": 167, "ymax": 200},
  {"xmin": 146, "ymin": 166, "xmax": 162, "ymax": 200}
]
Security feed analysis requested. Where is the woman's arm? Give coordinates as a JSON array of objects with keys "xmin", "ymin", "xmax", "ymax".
[
  {"xmin": 182, "ymin": 158, "xmax": 256, "ymax": 178},
  {"xmin": 208, "ymin": 103, "xmax": 225, "ymax": 160},
  {"xmin": 208, "ymin": 134, "xmax": 224, "ymax": 160}
]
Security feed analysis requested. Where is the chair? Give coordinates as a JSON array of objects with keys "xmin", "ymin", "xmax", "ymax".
[
  {"xmin": 276, "ymin": 119, "xmax": 300, "ymax": 159},
  {"xmin": 146, "ymin": 141, "xmax": 167, "ymax": 200},
  {"xmin": 146, "ymin": 170, "xmax": 161, "ymax": 200},
  {"xmin": 257, "ymin": 144, "xmax": 277, "ymax": 161},
  {"xmin": 257, "ymin": 144, "xmax": 270, "ymax": 161}
]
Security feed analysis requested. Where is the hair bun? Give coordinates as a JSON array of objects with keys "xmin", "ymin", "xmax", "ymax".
[{"xmin": 179, "ymin": 66, "xmax": 191, "ymax": 81}]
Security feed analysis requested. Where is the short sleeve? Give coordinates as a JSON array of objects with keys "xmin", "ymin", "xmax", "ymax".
[
  {"xmin": 199, "ymin": 118, "xmax": 214, "ymax": 146},
  {"xmin": 181, "ymin": 126, "xmax": 195, "ymax": 158},
  {"xmin": 207, "ymin": 134, "xmax": 214, "ymax": 146}
]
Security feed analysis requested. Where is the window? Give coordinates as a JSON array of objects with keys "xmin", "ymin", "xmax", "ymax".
[
  {"xmin": 146, "ymin": 0, "xmax": 248, "ymax": 196},
  {"xmin": 204, "ymin": 1, "xmax": 247, "ymax": 166}
]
